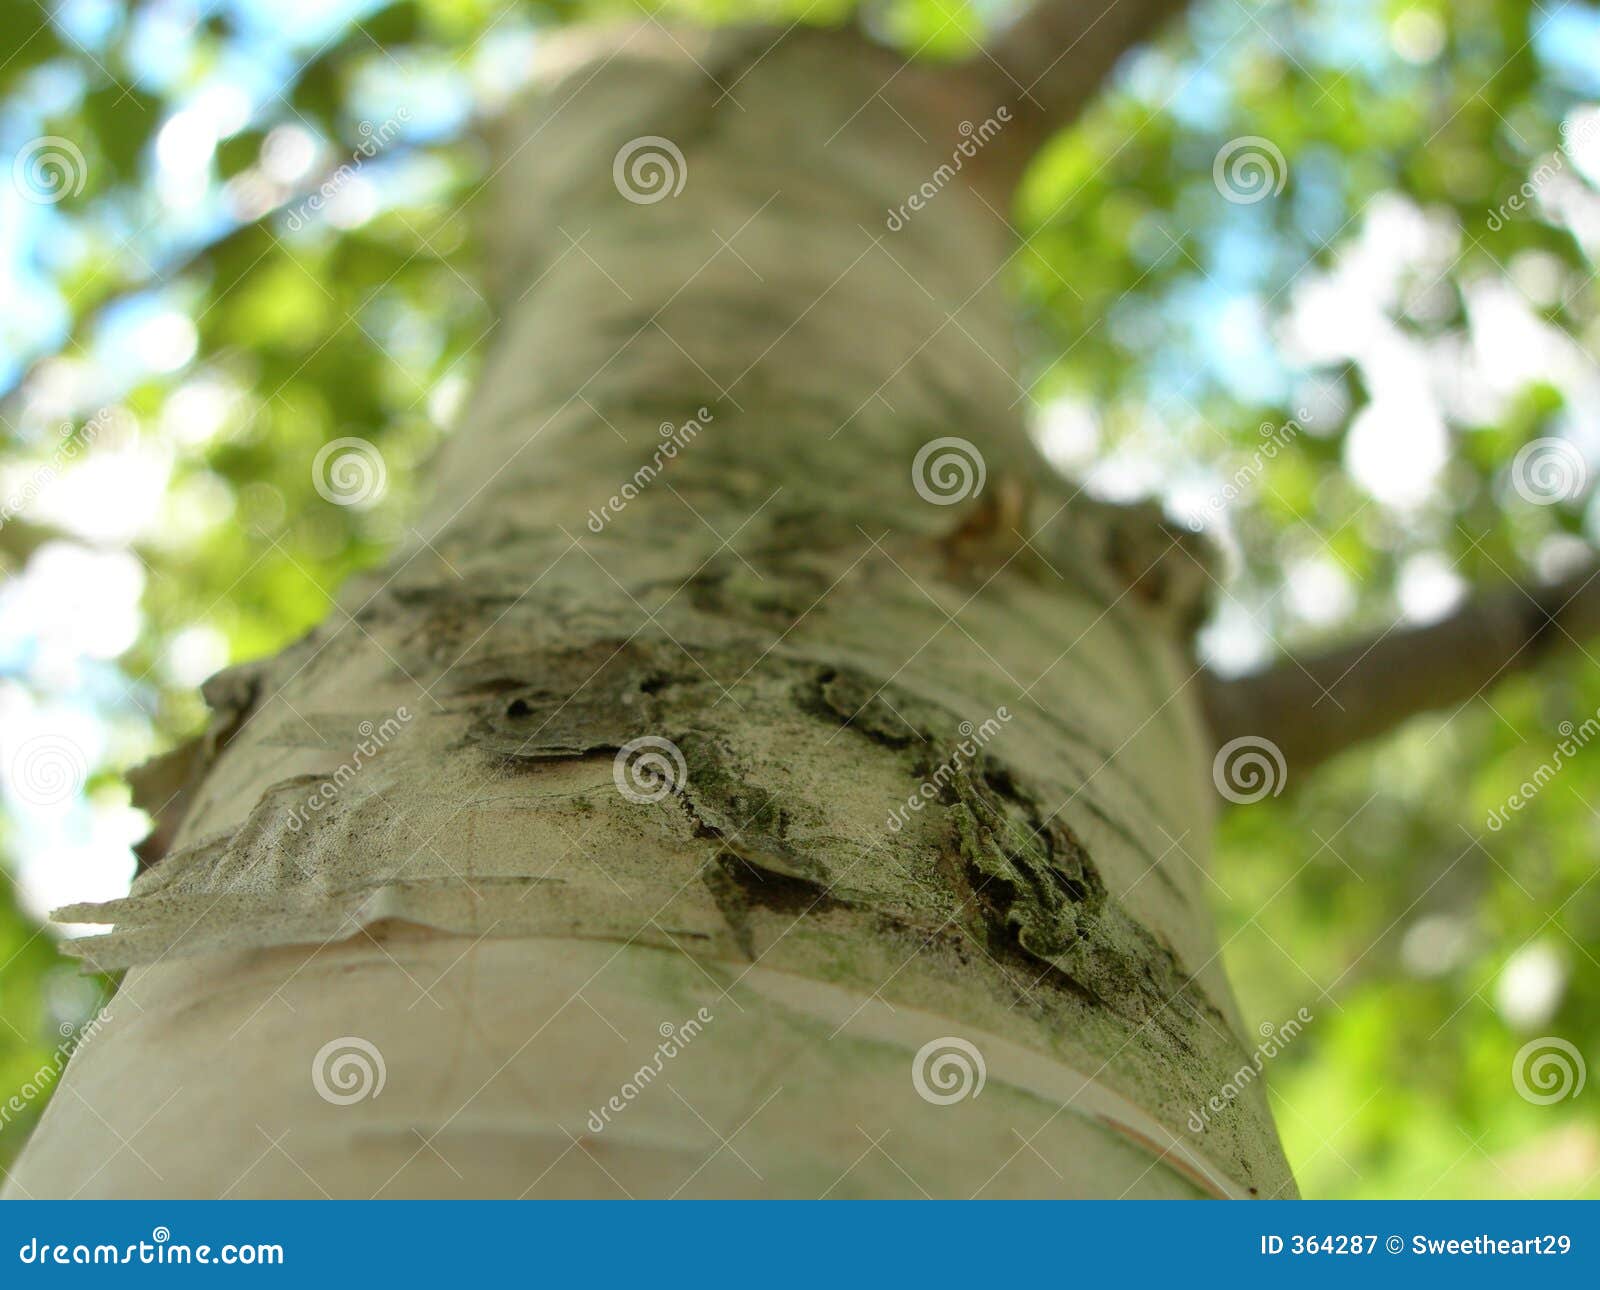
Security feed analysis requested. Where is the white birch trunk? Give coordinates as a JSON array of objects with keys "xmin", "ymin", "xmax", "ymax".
[{"xmin": 8, "ymin": 24, "xmax": 1296, "ymax": 1199}]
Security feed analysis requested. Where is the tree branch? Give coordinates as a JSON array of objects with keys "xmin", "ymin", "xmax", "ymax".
[
  {"xmin": 1202, "ymin": 562, "xmax": 1600, "ymax": 780},
  {"xmin": 971, "ymin": 0, "xmax": 1194, "ymax": 179},
  {"xmin": 0, "ymin": 142, "xmax": 444, "ymax": 411}
]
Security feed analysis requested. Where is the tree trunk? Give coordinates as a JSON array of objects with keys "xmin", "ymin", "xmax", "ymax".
[{"xmin": 7, "ymin": 23, "xmax": 1296, "ymax": 1199}]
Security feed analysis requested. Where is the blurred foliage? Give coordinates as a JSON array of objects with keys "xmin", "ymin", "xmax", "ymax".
[{"xmin": 2, "ymin": 0, "xmax": 1599, "ymax": 1196}]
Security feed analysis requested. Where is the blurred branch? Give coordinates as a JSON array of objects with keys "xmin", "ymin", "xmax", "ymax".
[
  {"xmin": 0, "ymin": 218, "xmax": 263, "ymax": 409},
  {"xmin": 0, "ymin": 515, "xmax": 70, "ymax": 571},
  {"xmin": 0, "ymin": 141, "xmax": 447, "ymax": 413},
  {"xmin": 970, "ymin": 0, "xmax": 1193, "ymax": 182},
  {"xmin": 1202, "ymin": 562, "xmax": 1600, "ymax": 780}
]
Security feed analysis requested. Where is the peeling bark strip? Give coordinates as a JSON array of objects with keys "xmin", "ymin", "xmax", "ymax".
[{"xmin": 18, "ymin": 22, "xmax": 1295, "ymax": 1198}]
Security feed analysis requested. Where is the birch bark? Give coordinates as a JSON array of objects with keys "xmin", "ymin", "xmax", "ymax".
[{"xmin": 9, "ymin": 23, "xmax": 1296, "ymax": 1199}]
